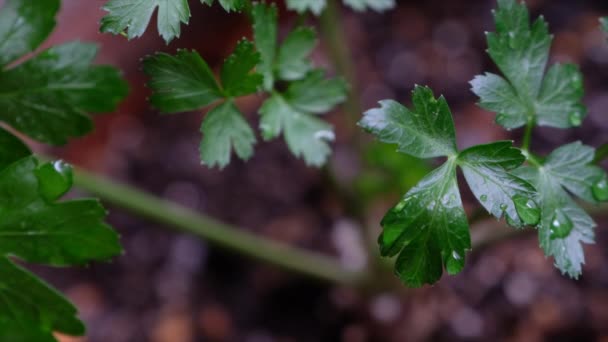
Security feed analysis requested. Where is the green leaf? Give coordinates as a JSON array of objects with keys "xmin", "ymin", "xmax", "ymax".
[
  {"xmin": 276, "ymin": 28, "xmax": 317, "ymax": 81},
  {"xmin": 286, "ymin": 0, "xmax": 395, "ymax": 14},
  {"xmin": 343, "ymin": 0, "xmax": 395, "ymax": 12},
  {"xmin": 457, "ymin": 141, "xmax": 536, "ymax": 226},
  {"xmin": 251, "ymin": 3, "xmax": 278, "ymax": 91},
  {"xmin": 514, "ymin": 142, "xmax": 605, "ymax": 277},
  {"xmin": 0, "ymin": 42, "xmax": 129, "ymax": 145},
  {"xmin": 542, "ymin": 142, "xmax": 606, "ymax": 204},
  {"xmin": 284, "ymin": 70, "xmax": 348, "ymax": 114},
  {"xmin": 359, "ymin": 86, "xmax": 458, "ymax": 159},
  {"xmin": 0, "ymin": 127, "xmax": 30, "ymax": 170},
  {"xmin": 220, "ymin": 39, "xmax": 263, "ymax": 97},
  {"xmin": 286, "ymin": 0, "xmax": 326, "ymax": 15},
  {"xmin": 601, "ymin": 17, "xmax": 608, "ymax": 34},
  {"xmin": 0, "ymin": 157, "xmax": 122, "ymax": 265},
  {"xmin": 100, "ymin": 0, "xmax": 190, "ymax": 44},
  {"xmin": 206, "ymin": 0, "xmax": 246, "ymax": 12},
  {"xmin": 379, "ymin": 160, "xmax": 471, "ymax": 287},
  {"xmin": 143, "ymin": 49, "xmax": 222, "ymax": 113},
  {"xmin": 200, "ymin": 100, "xmax": 256, "ymax": 168},
  {"xmin": 260, "ymin": 93, "xmax": 334, "ymax": 167},
  {"xmin": 0, "ymin": 0, "xmax": 59, "ymax": 67},
  {"xmin": 471, "ymin": 0, "xmax": 585, "ymax": 129},
  {"xmin": 0, "ymin": 258, "xmax": 84, "ymax": 339}
]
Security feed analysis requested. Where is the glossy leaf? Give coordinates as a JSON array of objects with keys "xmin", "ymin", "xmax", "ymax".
[
  {"xmin": 471, "ymin": 0, "xmax": 585, "ymax": 129},
  {"xmin": 458, "ymin": 141, "xmax": 536, "ymax": 226},
  {"xmin": 0, "ymin": 0, "xmax": 59, "ymax": 67},
  {"xmin": 359, "ymin": 86, "xmax": 458, "ymax": 159},
  {"xmin": 379, "ymin": 161, "xmax": 470, "ymax": 287},
  {"xmin": 200, "ymin": 100, "xmax": 256, "ymax": 169},
  {"xmin": 0, "ymin": 42, "xmax": 128, "ymax": 145}
]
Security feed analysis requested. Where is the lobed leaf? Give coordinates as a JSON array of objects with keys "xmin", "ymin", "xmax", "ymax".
[
  {"xmin": 471, "ymin": 0, "xmax": 585, "ymax": 129},
  {"xmin": 359, "ymin": 86, "xmax": 458, "ymax": 159}
]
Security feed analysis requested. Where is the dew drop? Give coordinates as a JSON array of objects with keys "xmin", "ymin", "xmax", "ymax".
[
  {"xmin": 499, "ymin": 203, "xmax": 508, "ymax": 211},
  {"xmin": 592, "ymin": 177, "xmax": 608, "ymax": 202},
  {"xmin": 314, "ymin": 130, "xmax": 335, "ymax": 142},
  {"xmin": 452, "ymin": 250, "xmax": 461, "ymax": 261},
  {"xmin": 550, "ymin": 209, "xmax": 573, "ymax": 239},
  {"xmin": 512, "ymin": 194, "xmax": 540, "ymax": 226},
  {"xmin": 568, "ymin": 111, "xmax": 583, "ymax": 126},
  {"xmin": 480, "ymin": 194, "xmax": 488, "ymax": 202}
]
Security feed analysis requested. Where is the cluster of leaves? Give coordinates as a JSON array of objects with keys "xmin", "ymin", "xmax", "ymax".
[
  {"xmin": 0, "ymin": 0, "xmax": 128, "ymax": 339},
  {"xmin": 142, "ymin": 2, "xmax": 348, "ymax": 168},
  {"xmin": 101, "ymin": 0, "xmax": 396, "ymax": 44},
  {"xmin": 362, "ymin": 0, "xmax": 608, "ymax": 286}
]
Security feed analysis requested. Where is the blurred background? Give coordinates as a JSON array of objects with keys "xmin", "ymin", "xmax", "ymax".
[{"xmin": 33, "ymin": 0, "xmax": 608, "ymax": 341}]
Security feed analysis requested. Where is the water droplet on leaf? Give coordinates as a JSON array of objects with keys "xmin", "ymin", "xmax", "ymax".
[
  {"xmin": 512, "ymin": 195, "xmax": 540, "ymax": 225},
  {"xmin": 480, "ymin": 194, "xmax": 488, "ymax": 202},
  {"xmin": 550, "ymin": 209, "xmax": 573, "ymax": 239},
  {"xmin": 592, "ymin": 177, "xmax": 608, "ymax": 202},
  {"xmin": 568, "ymin": 111, "xmax": 583, "ymax": 126},
  {"xmin": 452, "ymin": 250, "xmax": 461, "ymax": 260},
  {"xmin": 314, "ymin": 130, "xmax": 335, "ymax": 142},
  {"xmin": 499, "ymin": 203, "xmax": 508, "ymax": 211}
]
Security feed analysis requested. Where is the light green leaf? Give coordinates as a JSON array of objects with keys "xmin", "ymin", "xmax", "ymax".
[
  {"xmin": 471, "ymin": 0, "xmax": 585, "ymax": 129},
  {"xmin": 359, "ymin": 86, "xmax": 458, "ymax": 159},
  {"xmin": 601, "ymin": 17, "xmax": 608, "ymax": 34},
  {"xmin": 457, "ymin": 141, "xmax": 536, "ymax": 226},
  {"xmin": 276, "ymin": 28, "xmax": 317, "ymax": 81},
  {"xmin": 200, "ymin": 100, "xmax": 256, "ymax": 168},
  {"xmin": 143, "ymin": 49, "xmax": 222, "ymax": 113},
  {"xmin": 220, "ymin": 39, "xmax": 263, "ymax": 97},
  {"xmin": 286, "ymin": 0, "xmax": 326, "ymax": 15},
  {"xmin": 543, "ymin": 142, "xmax": 606, "ymax": 204},
  {"xmin": 516, "ymin": 165, "xmax": 595, "ymax": 278},
  {"xmin": 0, "ymin": 42, "xmax": 128, "ymax": 145},
  {"xmin": 260, "ymin": 93, "xmax": 334, "ymax": 167},
  {"xmin": 100, "ymin": 0, "xmax": 190, "ymax": 44},
  {"xmin": 251, "ymin": 3, "xmax": 278, "ymax": 91},
  {"xmin": 284, "ymin": 70, "xmax": 347, "ymax": 114},
  {"xmin": 379, "ymin": 160, "xmax": 470, "ymax": 287},
  {"xmin": 0, "ymin": 0, "xmax": 59, "ymax": 67},
  {"xmin": 343, "ymin": 0, "xmax": 395, "ymax": 12}
]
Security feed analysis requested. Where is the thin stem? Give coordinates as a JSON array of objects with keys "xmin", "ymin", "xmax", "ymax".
[
  {"xmin": 522, "ymin": 119, "xmax": 534, "ymax": 152},
  {"xmin": 72, "ymin": 166, "xmax": 369, "ymax": 287}
]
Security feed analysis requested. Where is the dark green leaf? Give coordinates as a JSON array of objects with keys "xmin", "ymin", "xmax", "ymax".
[
  {"xmin": 379, "ymin": 160, "xmax": 470, "ymax": 287},
  {"xmin": 359, "ymin": 86, "xmax": 458, "ymax": 159},
  {"xmin": 260, "ymin": 93, "xmax": 334, "ymax": 167},
  {"xmin": 0, "ymin": 42, "xmax": 128, "ymax": 145},
  {"xmin": 0, "ymin": 127, "xmax": 30, "ymax": 170},
  {"xmin": 0, "ymin": 258, "xmax": 84, "ymax": 339},
  {"xmin": 457, "ymin": 141, "xmax": 536, "ymax": 226},
  {"xmin": 0, "ymin": 157, "xmax": 122, "ymax": 265},
  {"xmin": 220, "ymin": 39, "xmax": 263, "ymax": 97},
  {"xmin": 276, "ymin": 28, "xmax": 317, "ymax": 81},
  {"xmin": 251, "ymin": 3, "xmax": 278, "ymax": 91},
  {"xmin": 200, "ymin": 100, "xmax": 256, "ymax": 169},
  {"xmin": 471, "ymin": 0, "xmax": 585, "ymax": 129},
  {"xmin": 0, "ymin": 0, "xmax": 59, "ymax": 67},
  {"xmin": 143, "ymin": 49, "xmax": 222, "ymax": 113}
]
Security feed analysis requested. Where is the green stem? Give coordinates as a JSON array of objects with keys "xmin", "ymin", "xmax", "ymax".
[
  {"xmin": 594, "ymin": 143, "xmax": 608, "ymax": 164},
  {"xmin": 72, "ymin": 166, "xmax": 369, "ymax": 287},
  {"xmin": 522, "ymin": 119, "xmax": 534, "ymax": 152},
  {"xmin": 319, "ymin": 0, "xmax": 361, "ymax": 124}
]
